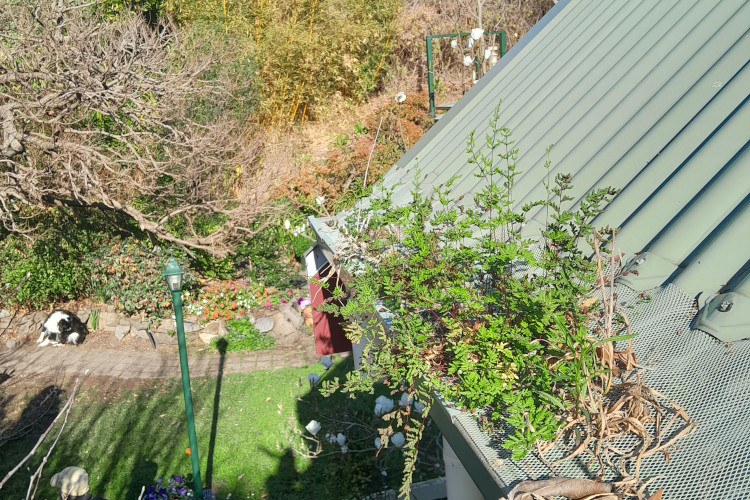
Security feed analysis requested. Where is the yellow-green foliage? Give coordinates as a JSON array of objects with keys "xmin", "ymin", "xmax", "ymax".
[{"xmin": 166, "ymin": 0, "xmax": 400, "ymax": 124}]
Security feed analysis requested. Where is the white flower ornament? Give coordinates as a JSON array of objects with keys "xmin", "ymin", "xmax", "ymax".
[
  {"xmin": 394, "ymin": 92, "xmax": 406, "ymax": 104},
  {"xmin": 374, "ymin": 395, "xmax": 395, "ymax": 416},
  {"xmin": 305, "ymin": 420, "xmax": 321, "ymax": 435},
  {"xmin": 471, "ymin": 27, "xmax": 484, "ymax": 40},
  {"xmin": 462, "ymin": 55, "xmax": 474, "ymax": 67}
]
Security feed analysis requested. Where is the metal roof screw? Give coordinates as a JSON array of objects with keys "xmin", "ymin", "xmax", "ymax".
[
  {"xmin": 718, "ymin": 301, "xmax": 733, "ymax": 313},
  {"xmin": 635, "ymin": 257, "xmax": 646, "ymax": 265}
]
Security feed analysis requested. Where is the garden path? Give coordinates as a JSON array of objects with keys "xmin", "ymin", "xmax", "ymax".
[{"xmin": 0, "ymin": 341, "xmax": 320, "ymax": 379}]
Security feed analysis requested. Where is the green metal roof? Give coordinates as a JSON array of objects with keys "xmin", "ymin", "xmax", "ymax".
[
  {"xmin": 377, "ymin": 0, "xmax": 749, "ymax": 342},
  {"xmin": 310, "ymin": 0, "xmax": 750, "ymax": 497}
]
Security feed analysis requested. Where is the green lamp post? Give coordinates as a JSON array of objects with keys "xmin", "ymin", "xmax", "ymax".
[{"xmin": 162, "ymin": 257, "xmax": 203, "ymax": 498}]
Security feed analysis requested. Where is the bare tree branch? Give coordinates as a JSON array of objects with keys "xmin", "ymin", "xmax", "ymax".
[
  {"xmin": 0, "ymin": 372, "xmax": 86, "ymax": 492},
  {"xmin": 0, "ymin": 0, "xmax": 278, "ymax": 256}
]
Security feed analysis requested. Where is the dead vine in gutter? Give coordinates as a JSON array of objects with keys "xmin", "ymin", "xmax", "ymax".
[{"xmin": 536, "ymin": 232, "xmax": 697, "ymax": 499}]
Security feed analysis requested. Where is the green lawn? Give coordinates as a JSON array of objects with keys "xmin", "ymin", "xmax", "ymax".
[{"xmin": 0, "ymin": 356, "xmax": 441, "ymax": 499}]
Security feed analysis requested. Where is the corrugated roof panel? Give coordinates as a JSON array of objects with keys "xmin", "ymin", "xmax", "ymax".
[
  {"xmin": 523, "ymin": 1, "xmax": 750, "ymax": 233},
  {"xmin": 373, "ymin": 0, "xmax": 750, "ymax": 312},
  {"xmin": 672, "ymin": 201, "xmax": 750, "ymax": 294},
  {"xmin": 639, "ymin": 147, "xmax": 750, "ymax": 278},
  {"xmin": 526, "ymin": 20, "xmax": 750, "ymax": 239},
  {"xmin": 613, "ymin": 90, "xmax": 749, "ymax": 257}
]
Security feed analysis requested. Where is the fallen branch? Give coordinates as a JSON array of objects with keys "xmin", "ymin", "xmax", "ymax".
[
  {"xmin": 0, "ymin": 370, "xmax": 88, "ymax": 492},
  {"xmin": 507, "ymin": 477, "xmax": 616, "ymax": 500}
]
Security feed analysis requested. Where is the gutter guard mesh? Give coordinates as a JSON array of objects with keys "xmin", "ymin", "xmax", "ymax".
[{"xmin": 449, "ymin": 283, "xmax": 750, "ymax": 499}]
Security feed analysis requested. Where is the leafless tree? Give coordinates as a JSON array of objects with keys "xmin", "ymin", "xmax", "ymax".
[{"xmin": 0, "ymin": 0, "xmax": 279, "ymax": 256}]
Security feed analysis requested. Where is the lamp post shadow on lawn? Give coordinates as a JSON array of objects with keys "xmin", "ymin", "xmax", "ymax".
[{"xmin": 204, "ymin": 341, "xmax": 226, "ymax": 490}]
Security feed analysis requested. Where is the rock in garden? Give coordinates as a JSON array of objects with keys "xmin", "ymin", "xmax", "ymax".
[
  {"xmin": 254, "ymin": 317, "xmax": 274, "ymax": 333},
  {"xmin": 279, "ymin": 303, "xmax": 303, "ymax": 328},
  {"xmin": 202, "ymin": 320, "xmax": 228, "ymax": 336},
  {"xmin": 76, "ymin": 310, "xmax": 90, "ymax": 324},
  {"xmin": 130, "ymin": 320, "xmax": 149, "ymax": 331},
  {"xmin": 99, "ymin": 311, "xmax": 120, "ymax": 328},
  {"xmin": 32, "ymin": 311, "xmax": 48, "ymax": 323},
  {"xmin": 154, "ymin": 332, "xmax": 178, "ymax": 345},
  {"xmin": 271, "ymin": 309, "xmax": 299, "ymax": 337},
  {"xmin": 157, "ymin": 318, "xmax": 174, "ymax": 333},
  {"xmin": 17, "ymin": 321, "xmax": 33, "ymax": 337},
  {"xmin": 199, "ymin": 332, "xmax": 218, "ymax": 345},
  {"xmin": 114, "ymin": 324, "xmax": 130, "ymax": 341},
  {"xmin": 275, "ymin": 330, "xmax": 303, "ymax": 347},
  {"xmin": 6, "ymin": 339, "xmax": 19, "ymax": 349},
  {"xmin": 183, "ymin": 320, "xmax": 200, "ymax": 333},
  {"xmin": 132, "ymin": 329, "xmax": 150, "ymax": 340},
  {"xmin": 0, "ymin": 309, "xmax": 9, "ymax": 318}
]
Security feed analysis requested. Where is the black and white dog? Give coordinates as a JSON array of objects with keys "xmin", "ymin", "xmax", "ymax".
[{"xmin": 37, "ymin": 310, "xmax": 88, "ymax": 347}]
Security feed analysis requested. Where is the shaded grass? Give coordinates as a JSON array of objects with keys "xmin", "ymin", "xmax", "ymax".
[
  {"xmin": 0, "ymin": 363, "xmax": 323, "ymax": 499},
  {"xmin": 0, "ymin": 356, "xmax": 442, "ymax": 499}
]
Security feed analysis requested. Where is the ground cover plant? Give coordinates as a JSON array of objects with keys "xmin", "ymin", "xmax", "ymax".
[
  {"xmin": 211, "ymin": 317, "xmax": 275, "ymax": 352},
  {"xmin": 319, "ymin": 103, "xmax": 695, "ymax": 497}
]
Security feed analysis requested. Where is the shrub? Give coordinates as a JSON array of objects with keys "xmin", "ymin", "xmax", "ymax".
[
  {"xmin": 276, "ymin": 93, "xmax": 432, "ymax": 213},
  {"xmin": 320, "ymin": 102, "xmax": 624, "ymax": 495},
  {"xmin": 233, "ymin": 224, "xmax": 308, "ymax": 291},
  {"xmin": 212, "ymin": 317, "xmax": 275, "ymax": 352},
  {"xmin": 166, "ymin": 0, "xmax": 399, "ymax": 124},
  {"xmin": 185, "ymin": 279, "xmax": 264, "ymax": 322},
  {"xmin": 89, "ymin": 239, "xmax": 196, "ymax": 321},
  {"xmin": 0, "ymin": 209, "xmax": 118, "ymax": 308}
]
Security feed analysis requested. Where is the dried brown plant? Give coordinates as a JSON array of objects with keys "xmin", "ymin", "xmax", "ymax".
[
  {"xmin": 536, "ymin": 232, "xmax": 697, "ymax": 499},
  {"xmin": 0, "ymin": 0, "xmax": 280, "ymax": 256}
]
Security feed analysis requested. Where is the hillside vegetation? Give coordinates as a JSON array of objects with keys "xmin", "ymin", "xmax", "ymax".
[{"xmin": 0, "ymin": 0, "xmax": 552, "ymax": 309}]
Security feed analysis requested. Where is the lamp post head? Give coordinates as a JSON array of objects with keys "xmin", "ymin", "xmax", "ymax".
[{"xmin": 162, "ymin": 256, "xmax": 184, "ymax": 292}]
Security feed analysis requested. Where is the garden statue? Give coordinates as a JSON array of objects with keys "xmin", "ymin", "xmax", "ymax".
[{"xmin": 50, "ymin": 466, "xmax": 105, "ymax": 500}]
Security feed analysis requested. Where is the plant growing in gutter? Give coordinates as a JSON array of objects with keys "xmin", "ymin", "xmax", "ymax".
[{"xmin": 318, "ymin": 102, "xmax": 695, "ymax": 497}]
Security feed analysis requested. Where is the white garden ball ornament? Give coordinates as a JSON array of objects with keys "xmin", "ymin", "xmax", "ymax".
[{"xmin": 391, "ymin": 432, "xmax": 405, "ymax": 448}]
